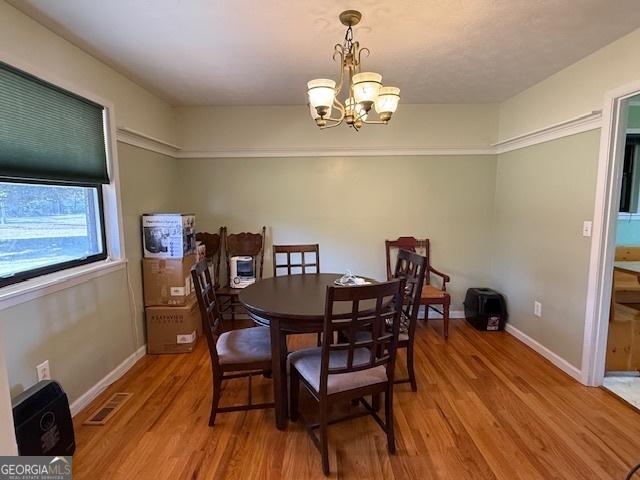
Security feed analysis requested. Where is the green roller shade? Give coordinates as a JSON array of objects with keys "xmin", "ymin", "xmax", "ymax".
[{"xmin": 0, "ymin": 62, "xmax": 109, "ymax": 185}]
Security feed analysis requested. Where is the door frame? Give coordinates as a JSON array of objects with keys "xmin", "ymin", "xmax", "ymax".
[{"xmin": 582, "ymin": 80, "xmax": 640, "ymax": 386}]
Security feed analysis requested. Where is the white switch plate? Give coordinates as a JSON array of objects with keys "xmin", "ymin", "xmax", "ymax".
[
  {"xmin": 36, "ymin": 360, "xmax": 50, "ymax": 381},
  {"xmin": 534, "ymin": 301, "xmax": 542, "ymax": 317},
  {"xmin": 582, "ymin": 221, "xmax": 592, "ymax": 237}
]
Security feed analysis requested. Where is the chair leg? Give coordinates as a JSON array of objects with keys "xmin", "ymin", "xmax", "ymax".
[
  {"xmin": 407, "ymin": 344, "xmax": 417, "ymax": 392},
  {"xmin": 385, "ymin": 385, "xmax": 396, "ymax": 454},
  {"xmin": 319, "ymin": 399, "xmax": 330, "ymax": 476},
  {"xmin": 372, "ymin": 393, "xmax": 381, "ymax": 412},
  {"xmin": 289, "ymin": 368, "xmax": 300, "ymax": 421},
  {"xmin": 209, "ymin": 375, "xmax": 222, "ymax": 427},
  {"xmin": 316, "ymin": 332, "xmax": 322, "ymax": 347},
  {"xmin": 443, "ymin": 303, "xmax": 450, "ymax": 339}
]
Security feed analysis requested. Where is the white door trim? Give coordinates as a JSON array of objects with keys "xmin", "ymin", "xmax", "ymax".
[{"xmin": 582, "ymin": 80, "xmax": 640, "ymax": 386}]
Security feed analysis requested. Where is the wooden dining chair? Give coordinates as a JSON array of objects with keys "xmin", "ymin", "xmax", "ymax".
[
  {"xmin": 272, "ymin": 244, "xmax": 320, "ymax": 276},
  {"xmin": 216, "ymin": 226, "xmax": 266, "ymax": 321},
  {"xmin": 385, "ymin": 236, "xmax": 451, "ymax": 338},
  {"xmin": 288, "ymin": 279, "xmax": 405, "ymax": 476},
  {"xmin": 192, "ymin": 259, "xmax": 274, "ymax": 426},
  {"xmin": 195, "ymin": 227, "xmax": 223, "ymax": 289},
  {"xmin": 347, "ymin": 250, "xmax": 427, "ymax": 391}
]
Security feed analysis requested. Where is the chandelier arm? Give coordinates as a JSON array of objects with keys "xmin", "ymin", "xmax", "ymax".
[
  {"xmin": 333, "ymin": 44, "xmax": 346, "ymax": 94},
  {"xmin": 361, "ymin": 119, "xmax": 388, "ymax": 125}
]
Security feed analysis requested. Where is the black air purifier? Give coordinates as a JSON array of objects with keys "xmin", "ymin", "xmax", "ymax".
[
  {"xmin": 12, "ymin": 380, "xmax": 75, "ymax": 456},
  {"xmin": 464, "ymin": 288, "xmax": 508, "ymax": 331}
]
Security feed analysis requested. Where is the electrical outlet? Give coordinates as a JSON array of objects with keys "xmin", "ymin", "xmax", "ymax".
[
  {"xmin": 534, "ymin": 301, "xmax": 542, "ymax": 317},
  {"xmin": 582, "ymin": 221, "xmax": 593, "ymax": 237},
  {"xmin": 36, "ymin": 360, "xmax": 50, "ymax": 381}
]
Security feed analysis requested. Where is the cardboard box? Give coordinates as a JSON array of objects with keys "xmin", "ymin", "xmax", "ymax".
[
  {"xmin": 142, "ymin": 213, "xmax": 196, "ymax": 259},
  {"xmin": 143, "ymin": 254, "xmax": 196, "ymax": 306},
  {"xmin": 146, "ymin": 297, "xmax": 202, "ymax": 354}
]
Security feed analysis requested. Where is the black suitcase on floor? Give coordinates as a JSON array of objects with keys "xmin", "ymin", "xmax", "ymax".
[{"xmin": 464, "ymin": 288, "xmax": 508, "ymax": 331}]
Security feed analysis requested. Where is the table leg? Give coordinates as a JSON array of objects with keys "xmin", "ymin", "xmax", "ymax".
[{"xmin": 270, "ymin": 318, "xmax": 289, "ymax": 430}]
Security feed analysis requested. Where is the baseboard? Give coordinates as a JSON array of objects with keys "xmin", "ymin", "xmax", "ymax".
[
  {"xmin": 70, "ymin": 345, "xmax": 146, "ymax": 416},
  {"xmin": 504, "ymin": 323, "xmax": 582, "ymax": 382},
  {"xmin": 420, "ymin": 307, "xmax": 465, "ymax": 319}
]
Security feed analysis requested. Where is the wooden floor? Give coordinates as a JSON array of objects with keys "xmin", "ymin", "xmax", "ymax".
[{"xmin": 73, "ymin": 319, "xmax": 640, "ymax": 479}]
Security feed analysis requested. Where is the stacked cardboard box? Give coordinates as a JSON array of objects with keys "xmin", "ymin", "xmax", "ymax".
[{"xmin": 142, "ymin": 213, "xmax": 202, "ymax": 354}]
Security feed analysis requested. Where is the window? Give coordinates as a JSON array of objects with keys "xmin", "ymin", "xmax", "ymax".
[
  {"xmin": 0, "ymin": 62, "xmax": 111, "ymax": 287},
  {"xmin": 620, "ymin": 134, "xmax": 640, "ymax": 214}
]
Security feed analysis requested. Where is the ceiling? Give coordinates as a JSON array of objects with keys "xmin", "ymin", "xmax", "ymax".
[{"xmin": 9, "ymin": 0, "xmax": 640, "ymax": 106}]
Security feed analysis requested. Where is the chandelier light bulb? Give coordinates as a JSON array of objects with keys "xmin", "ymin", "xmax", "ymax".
[
  {"xmin": 307, "ymin": 79, "xmax": 336, "ymax": 118},
  {"xmin": 374, "ymin": 86, "xmax": 401, "ymax": 121},
  {"xmin": 351, "ymin": 72, "xmax": 382, "ymax": 110}
]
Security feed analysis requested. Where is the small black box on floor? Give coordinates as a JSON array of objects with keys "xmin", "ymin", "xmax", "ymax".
[
  {"xmin": 464, "ymin": 288, "xmax": 508, "ymax": 331},
  {"xmin": 12, "ymin": 380, "xmax": 75, "ymax": 456}
]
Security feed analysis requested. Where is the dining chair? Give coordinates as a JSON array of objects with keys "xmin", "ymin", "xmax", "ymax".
[
  {"xmin": 195, "ymin": 227, "xmax": 223, "ymax": 289},
  {"xmin": 192, "ymin": 259, "xmax": 274, "ymax": 426},
  {"xmin": 385, "ymin": 236, "xmax": 451, "ymax": 338},
  {"xmin": 216, "ymin": 226, "xmax": 266, "ymax": 321},
  {"xmin": 272, "ymin": 244, "xmax": 320, "ymax": 276},
  {"xmin": 288, "ymin": 278, "xmax": 405, "ymax": 476}
]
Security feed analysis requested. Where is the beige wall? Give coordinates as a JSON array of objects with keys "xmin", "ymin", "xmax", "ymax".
[
  {"xmin": 498, "ymin": 27, "xmax": 640, "ymax": 140},
  {"xmin": 492, "ymin": 131, "xmax": 600, "ymax": 368},
  {"xmin": 0, "ymin": 0, "xmax": 175, "ymax": 142},
  {"xmin": 177, "ymin": 155, "xmax": 497, "ymax": 311},
  {"xmin": 174, "ymin": 104, "xmax": 499, "ymax": 151}
]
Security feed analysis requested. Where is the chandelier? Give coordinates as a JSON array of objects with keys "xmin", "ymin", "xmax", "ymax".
[{"xmin": 307, "ymin": 10, "xmax": 400, "ymax": 131}]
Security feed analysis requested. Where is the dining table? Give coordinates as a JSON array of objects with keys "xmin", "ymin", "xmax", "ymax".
[{"xmin": 238, "ymin": 273, "xmax": 377, "ymax": 430}]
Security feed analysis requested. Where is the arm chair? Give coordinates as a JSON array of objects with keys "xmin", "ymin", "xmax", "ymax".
[
  {"xmin": 385, "ymin": 236, "xmax": 451, "ymax": 338},
  {"xmin": 195, "ymin": 227, "xmax": 223, "ymax": 289},
  {"xmin": 191, "ymin": 259, "xmax": 273, "ymax": 426},
  {"xmin": 288, "ymin": 279, "xmax": 405, "ymax": 476},
  {"xmin": 216, "ymin": 226, "xmax": 266, "ymax": 322}
]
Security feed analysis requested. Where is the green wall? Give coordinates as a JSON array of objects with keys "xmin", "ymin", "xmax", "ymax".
[
  {"xmin": 492, "ymin": 131, "xmax": 600, "ymax": 368},
  {"xmin": 177, "ymin": 154, "xmax": 498, "ymax": 311}
]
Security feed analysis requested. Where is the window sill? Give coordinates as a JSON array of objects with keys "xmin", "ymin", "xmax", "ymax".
[
  {"xmin": 0, "ymin": 258, "xmax": 127, "ymax": 312},
  {"xmin": 619, "ymin": 213, "xmax": 640, "ymax": 220}
]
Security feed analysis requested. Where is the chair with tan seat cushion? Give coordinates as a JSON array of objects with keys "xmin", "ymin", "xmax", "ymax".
[
  {"xmin": 192, "ymin": 259, "xmax": 273, "ymax": 426},
  {"xmin": 385, "ymin": 237, "xmax": 451, "ymax": 338}
]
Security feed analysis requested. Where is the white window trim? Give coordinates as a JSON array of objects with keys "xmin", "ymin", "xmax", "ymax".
[
  {"xmin": 618, "ymin": 212, "xmax": 640, "ymax": 220},
  {"xmin": 0, "ymin": 52, "xmax": 127, "ymax": 310}
]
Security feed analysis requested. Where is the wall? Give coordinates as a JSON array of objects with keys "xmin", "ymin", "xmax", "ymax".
[
  {"xmin": 0, "ymin": 324, "xmax": 17, "ymax": 455},
  {"xmin": 118, "ymin": 143, "xmax": 179, "ymax": 345},
  {"xmin": 492, "ymin": 131, "xmax": 600, "ymax": 369},
  {"xmin": 498, "ymin": 28, "xmax": 640, "ymax": 141},
  {"xmin": 174, "ymin": 104, "xmax": 499, "ymax": 152},
  {"xmin": 0, "ymin": 0, "xmax": 177, "ymax": 406},
  {"xmin": 177, "ymin": 154, "xmax": 497, "ymax": 311}
]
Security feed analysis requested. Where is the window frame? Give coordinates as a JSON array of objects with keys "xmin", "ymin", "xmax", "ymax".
[
  {"xmin": 0, "ymin": 53, "xmax": 126, "ymax": 310},
  {"xmin": 0, "ymin": 179, "xmax": 109, "ymax": 288}
]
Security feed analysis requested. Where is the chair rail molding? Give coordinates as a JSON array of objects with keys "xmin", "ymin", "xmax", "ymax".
[
  {"xmin": 117, "ymin": 110, "xmax": 603, "ymax": 159},
  {"xmin": 493, "ymin": 110, "xmax": 603, "ymax": 154}
]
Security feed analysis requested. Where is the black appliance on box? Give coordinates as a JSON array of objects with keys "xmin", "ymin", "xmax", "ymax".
[
  {"xmin": 464, "ymin": 288, "xmax": 508, "ymax": 331},
  {"xmin": 12, "ymin": 380, "xmax": 75, "ymax": 456}
]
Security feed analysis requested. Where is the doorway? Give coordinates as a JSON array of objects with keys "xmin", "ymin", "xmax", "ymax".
[{"xmin": 602, "ymin": 95, "xmax": 640, "ymax": 406}]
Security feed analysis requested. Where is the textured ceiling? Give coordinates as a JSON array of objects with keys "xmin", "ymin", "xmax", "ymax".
[{"xmin": 9, "ymin": 0, "xmax": 640, "ymax": 105}]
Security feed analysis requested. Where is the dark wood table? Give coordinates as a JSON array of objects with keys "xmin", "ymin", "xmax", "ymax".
[{"xmin": 239, "ymin": 273, "xmax": 377, "ymax": 430}]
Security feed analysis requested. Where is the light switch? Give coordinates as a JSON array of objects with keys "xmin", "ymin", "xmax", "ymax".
[{"xmin": 582, "ymin": 221, "xmax": 592, "ymax": 237}]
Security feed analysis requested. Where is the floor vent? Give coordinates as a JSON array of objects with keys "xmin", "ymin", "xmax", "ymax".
[{"xmin": 83, "ymin": 392, "xmax": 132, "ymax": 426}]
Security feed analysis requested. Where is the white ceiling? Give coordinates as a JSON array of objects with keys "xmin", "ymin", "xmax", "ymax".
[{"xmin": 9, "ymin": 0, "xmax": 640, "ymax": 106}]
